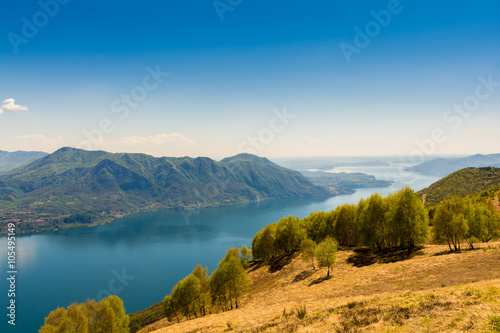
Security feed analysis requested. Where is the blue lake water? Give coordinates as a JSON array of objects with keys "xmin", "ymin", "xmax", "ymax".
[{"xmin": 0, "ymin": 164, "xmax": 439, "ymax": 332}]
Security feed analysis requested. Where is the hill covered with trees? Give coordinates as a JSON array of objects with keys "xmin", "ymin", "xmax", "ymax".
[
  {"xmin": 0, "ymin": 149, "xmax": 47, "ymax": 175},
  {"xmin": 418, "ymin": 167, "xmax": 500, "ymax": 205},
  {"xmin": 0, "ymin": 148, "xmax": 330, "ymax": 233}
]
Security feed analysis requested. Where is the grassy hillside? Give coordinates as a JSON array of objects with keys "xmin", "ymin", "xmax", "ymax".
[
  {"xmin": 0, "ymin": 148, "xmax": 329, "ymax": 233},
  {"xmin": 418, "ymin": 167, "xmax": 500, "ymax": 205},
  {"xmin": 137, "ymin": 241, "xmax": 500, "ymax": 333},
  {"xmin": 0, "ymin": 150, "xmax": 48, "ymax": 175}
]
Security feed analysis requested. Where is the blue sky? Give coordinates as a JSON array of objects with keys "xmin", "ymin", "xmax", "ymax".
[{"xmin": 1, "ymin": 0, "xmax": 499, "ymax": 158}]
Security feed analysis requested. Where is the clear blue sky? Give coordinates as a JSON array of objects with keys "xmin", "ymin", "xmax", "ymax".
[{"xmin": 1, "ymin": 0, "xmax": 499, "ymax": 158}]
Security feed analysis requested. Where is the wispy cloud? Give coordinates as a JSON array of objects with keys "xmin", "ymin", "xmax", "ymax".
[
  {"xmin": 1, "ymin": 98, "xmax": 28, "ymax": 114},
  {"xmin": 120, "ymin": 133, "xmax": 196, "ymax": 147},
  {"xmin": 16, "ymin": 134, "xmax": 67, "ymax": 151}
]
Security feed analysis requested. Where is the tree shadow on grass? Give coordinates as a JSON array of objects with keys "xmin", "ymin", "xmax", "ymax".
[
  {"xmin": 308, "ymin": 275, "xmax": 331, "ymax": 286},
  {"xmin": 293, "ymin": 269, "xmax": 315, "ymax": 283},
  {"xmin": 346, "ymin": 246, "xmax": 425, "ymax": 268},
  {"xmin": 269, "ymin": 253, "xmax": 294, "ymax": 273},
  {"xmin": 247, "ymin": 260, "xmax": 266, "ymax": 273}
]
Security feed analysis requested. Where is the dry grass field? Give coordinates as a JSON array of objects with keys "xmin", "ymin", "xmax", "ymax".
[{"xmin": 139, "ymin": 241, "xmax": 500, "ymax": 333}]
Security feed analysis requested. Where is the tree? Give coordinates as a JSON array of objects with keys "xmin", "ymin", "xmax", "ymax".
[
  {"xmin": 209, "ymin": 267, "xmax": 230, "ymax": 312},
  {"xmin": 240, "ymin": 245, "xmax": 252, "ymax": 265},
  {"xmin": 315, "ymin": 237, "xmax": 338, "ymax": 277},
  {"xmin": 359, "ymin": 194, "xmax": 390, "ymax": 251},
  {"xmin": 252, "ymin": 223, "xmax": 277, "ymax": 260},
  {"xmin": 465, "ymin": 199, "xmax": 500, "ymax": 248},
  {"xmin": 40, "ymin": 296, "xmax": 129, "ymax": 333},
  {"xmin": 334, "ymin": 204, "xmax": 358, "ymax": 247},
  {"xmin": 433, "ymin": 197, "xmax": 468, "ymax": 251},
  {"xmin": 209, "ymin": 250, "xmax": 250, "ymax": 312},
  {"xmin": 191, "ymin": 264, "xmax": 210, "ymax": 317},
  {"xmin": 274, "ymin": 215, "xmax": 304, "ymax": 254},
  {"xmin": 219, "ymin": 256, "xmax": 249, "ymax": 309},
  {"xmin": 163, "ymin": 295, "xmax": 180, "ymax": 323},
  {"xmin": 388, "ymin": 186, "xmax": 429, "ymax": 253},
  {"xmin": 300, "ymin": 238, "xmax": 316, "ymax": 269},
  {"xmin": 302, "ymin": 211, "xmax": 335, "ymax": 242},
  {"xmin": 171, "ymin": 274, "xmax": 202, "ymax": 320}
]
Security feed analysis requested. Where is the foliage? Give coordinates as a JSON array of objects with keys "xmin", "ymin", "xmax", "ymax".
[
  {"xmin": 334, "ymin": 204, "xmax": 359, "ymax": 247},
  {"xmin": 209, "ymin": 248, "xmax": 250, "ymax": 312},
  {"xmin": 302, "ymin": 210, "xmax": 335, "ymax": 243},
  {"xmin": 299, "ymin": 238, "xmax": 316, "ymax": 269},
  {"xmin": 274, "ymin": 215, "xmax": 305, "ymax": 254},
  {"xmin": 39, "ymin": 295, "xmax": 129, "ymax": 333},
  {"xmin": 252, "ymin": 223, "xmax": 278, "ymax": 261},
  {"xmin": 387, "ymin": 186, "xmax": 429, "ymax": 253},
  {"xmin": 240, "ymin": 245, "xmax": 252, "ymax": 265},
  {"xmin": 359, "ymin": 193, "xmax": 390, "ymax": 251},
  {"xmin": 315, "ymin": 237, "xmax": 338, "ymax": 277},
  {"xmin": 432, "ymin": 194, "xmax": 500, "ymax": 251}
]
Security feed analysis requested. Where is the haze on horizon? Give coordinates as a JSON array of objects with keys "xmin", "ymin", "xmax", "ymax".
[{"xmin": 1, "ymin": 1, "xmax": 499, "ymax": 159}]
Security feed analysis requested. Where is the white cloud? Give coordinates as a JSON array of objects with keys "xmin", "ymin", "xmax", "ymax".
[
  {"xmin": 120, "ymin": 133, "xmax": 196, "ymax": 147},
  {"xmin": 1, "ymin": 98, "xmax": 28, "ymax": 113}
]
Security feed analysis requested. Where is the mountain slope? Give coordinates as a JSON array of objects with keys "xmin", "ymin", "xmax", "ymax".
[
  {"xmin": 136, "ymin": 242, "xmax": 500, "ymax": 333},
  {"xmin": 407, "ymin": 153, "xmax": 500, "ymax": 177},
  {"xmin": 0, "ymin": 150, "xmax": 48, "ymax": 175},
  {"xmin": 418, "ymin": 167, "xmax": 500, "ymax": 205},
  {"xmin": 0, "ymin": 148, "xmax": 329, "ymax": 233}
]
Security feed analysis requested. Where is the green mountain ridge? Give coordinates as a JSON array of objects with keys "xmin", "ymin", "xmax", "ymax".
[
  {"xmin": 418, "ymin": 167, "xmax": 500, "ymax": 205},
  {"xmin": 0, "ymin": 149, "xmax": 48, "ymax": 175},
  {"xmin": 0, "ymin": 148, "xmax": 330, "ymax": 233}
]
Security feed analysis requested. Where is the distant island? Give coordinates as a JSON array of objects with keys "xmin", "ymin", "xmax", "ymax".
[
  {"xmin": 406, "ymin": 153, "xmax": 500, "ymax": 177},
  {"xmin": 301, "ymin": 170, "xmax": 393, "ymax": 195},
  {"xmin": 273, "ymin": 157, "xmax": 390, "ymax": 172}
]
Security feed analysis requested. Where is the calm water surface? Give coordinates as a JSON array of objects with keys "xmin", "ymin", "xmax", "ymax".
[{"xmin": 0, "ymin": 164, "xmax": 438, "ymax": 332}]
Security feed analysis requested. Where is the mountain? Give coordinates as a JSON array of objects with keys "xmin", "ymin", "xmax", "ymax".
[
  {"xmin": 407, "ymin": 154, "xmax": 500, "ymax": 177},
  {"xmin": 418, "ymin": 167, "xmax": 500, "ymax": 205},
  {"xmin": 0, "ymin": 148, "xmax": 329, "ymax": 233},
  {"xmin": 0, "ymin": 150, "xmax": 48, "ymax": 175}
]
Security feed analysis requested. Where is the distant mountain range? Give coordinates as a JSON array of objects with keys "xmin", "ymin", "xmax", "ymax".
[
  {"xmin": 418, "ymin": 167, "xmax": 500, "ymax": 205},
  {"xmin": 0, "ymin": 150, "xmax": 48, "ymax": 175},
  {"xmin": 0, "ymin": 148, "xmax": 330, "ymax": 233},
  {"xmin": 407, "ymin": 154, "xmax": 500, "ymax": 177}
]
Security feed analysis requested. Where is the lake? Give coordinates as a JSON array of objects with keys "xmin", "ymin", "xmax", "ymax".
[{"xmin": 0, "ymin": 163, "xmax": 439, "ymax": 332}]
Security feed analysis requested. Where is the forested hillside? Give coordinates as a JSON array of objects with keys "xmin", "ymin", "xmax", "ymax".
[
  {"xmin": 418, "ymin": 167, "xmax": 500, "ymax": 205},
  {"xmin": 0, "ymin": 149, "xmax": 47, "ymax": 175},
  {"xmin": 0, "ymin": 148, "xmax": 329, "ymax": 233}
]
